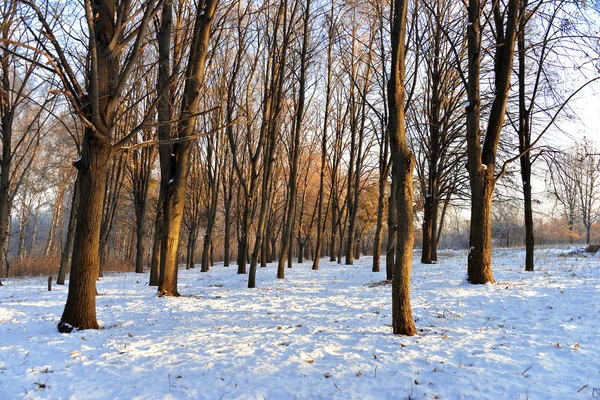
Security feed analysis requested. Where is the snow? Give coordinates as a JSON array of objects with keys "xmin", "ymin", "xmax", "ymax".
[{"xmin": 1, "ymin": 248, "xmax": 599, "ymax": 399}]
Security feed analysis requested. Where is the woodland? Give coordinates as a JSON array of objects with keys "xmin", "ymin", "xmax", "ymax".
[{"xmin": 0, "ymin": 0, "xmax": 599, "ymax": 338}]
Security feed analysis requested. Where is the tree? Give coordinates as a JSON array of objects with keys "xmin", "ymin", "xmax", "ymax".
[
  {"xmin": 388, "ymin": 0, "xmax": 416, "ymax": 336},
  {"xmin": 371, "ymin": 0, "xmax": 390, "ymax": 274},
  {"xmin": 465, "ymin": 0, "xmax": 519, "ymax": 284},
  {"xmin": 157, "ymin": 0, "xmax": 220, "ymax": 297},
  {"xmin": 149, "ymin": 0, "xmax": 174, "ymax": 287},
  {"xmin": 311, "ymin": 0, "xmax": 336, "ymax": 271},
  {"xmin": 548, "ymin": 140, "xmax": 600, "ymax": 245},
  {"xmin": 508, "ymin": 0, "xmax": 600, "ymax": 271},
  {"xmin": 129, "ymin": 125, "xmax": 156, "ymax": 274},
  {"xmin": 415, "ymin": 0, "xmax": 467, "ymax": 265},
  {"xmin": 278, "ymin": 0, "xmax": 311, "ymax": 274},
  {"xmin": 253, "ymin": 0, "xmax": 295, "ymax": 286},
  {"xmin": 25, "ymin": 0, "xmax": 162, "ymax": 331},
  {"xmin": 0, "ymin": 0, "xmax": 54, "ymax": 284}
]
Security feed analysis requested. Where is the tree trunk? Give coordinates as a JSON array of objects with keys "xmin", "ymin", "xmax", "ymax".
[
  {"xmin": 467, "ymin": 176, "xmax": 495, "ymax": 284},
  {"xmin": 201, "ymin": 168, "xmax": 219, "ymax": 272},
  {"xmin": 373, "ymin": 164, "xmax": 388, "ymax": 272},
  {"xmin": 389, "ymin": 0, "xmax": 416, "ymax": 336},
  {"xmin": 223, "ymin": 184, "xmax": 232, "ymax": 266},
  {"xmin": 135, "ymin": 217, "xmax": 147, "ymax": 273},
  {"xmin": 187, "ymin": 235, "xmax": 196, "ymax": 270},
  {"xmin": 0, "ymin": 11, "xmax": 14, "ymax": 284},
  {"xmin": 149, "ymin": 193, "xmax": 163, "ymax": 286},
  {"xmin": 58, "ymin": 129, "xmax": 111, "ymax": 332},
  {"xmin": 237, "ymin": 200, "xmax": 250, "ymax": 274},
  {"xmin": 17, "ymin": 194, "xmax": 29, "ymax": 261},
  {"xmin": 149, "ymin": 1, "xmax": 173, "ymax": 286},
  {"xmin": 58, "ymin": 178, "xmax": 79, "ymax": 285},
  {"xmin": 260, "ymin": 235, "xmax": 267, "ymax": 267},
  {"xmin": 518, "ymin": 1, "xmax": 534, "ymax": 272},
  {"xmin": 386, "ymin": 174, "xmax": 397, "ymax": 281},
  {"xmin": 158, "ymin": 0, "xmax": 219, "ymax": 297},
  {"xmin": 45, "ymin": 189, "xmax": 63, "ymax": 256},
  {"xmin": 421, "ymin": 195, "xmax": 434, "ymax": 264},
  {"xmin": 297, "ymin": 237, "xmax": 304, "ymax": 264},
  {"xmin": 311, "ymin": 4, "xmax": 334, "ymax": 272},
  {"xmin": 431, "ymin": 195, "xmax": 439, "ymax": 262},
  {"xmin": 465, "ymin": 0, "xmax": 518, "ymax": 284},
  {"xmin": 158, "ymin": 175, "xmax": 186, "ymax": 296}
]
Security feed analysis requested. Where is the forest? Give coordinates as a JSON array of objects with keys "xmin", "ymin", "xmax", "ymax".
[{"xmin": 1, "ymin": 0, "xmax": 600, "ymax": 398}]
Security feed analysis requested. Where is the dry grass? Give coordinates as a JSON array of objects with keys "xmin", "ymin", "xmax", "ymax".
[
  {"xmin": 7, "ymin": 256, "xmax": 61, "ymax": 278},
  {"xmin": 6, "ymin": 256, "xmax": 134, "ymax": 278},
  {"xmin": 102, "ymin": 258, "xmax": 135, "ymax": 274}
]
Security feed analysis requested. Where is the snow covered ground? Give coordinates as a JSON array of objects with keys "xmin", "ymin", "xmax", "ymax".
[{"xmin": 1, "ymin": 248, "xmax": 599, "ymax": 399}]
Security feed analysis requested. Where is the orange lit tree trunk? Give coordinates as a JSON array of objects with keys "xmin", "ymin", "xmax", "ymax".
[
  {"xmin": 158, "ymin": 0, "xmax": 219, "ymax": 297},
  {"xmin": 388, "ymin": 0, "xmax": 416, "ymax": 336},
  {"xmin": 149, "ymin": 1, "xmax": 173, "ymax": 286}
]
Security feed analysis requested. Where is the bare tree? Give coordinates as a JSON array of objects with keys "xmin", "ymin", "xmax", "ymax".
[
  {"xmin": 24, "ymin": 0, "xmax": 163, "ymax": 330},
  {"xmin": 388, "ymin": 0, "xmax": 416, "ymax": 336},
  {"xmin": 157, "ymin": 0, "xmax": 220, "ymax": 297},
  {"xmin": 278, "ymin": 0, "xmax": 311, "ymax": 273},
  {"xmin": 465, "ymin": 0, "xmax": 519, "ymax": 284}
]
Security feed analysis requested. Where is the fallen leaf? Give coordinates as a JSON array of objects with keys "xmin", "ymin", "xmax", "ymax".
[
  {"xmin": 356, "ymin": 371, "xmax": 362, "ymax": 377},
  {"xmin": 324, "ymin": 372, "xmax": 330, "ymax": 378},
  {"xmin": 71, "ymin": 351, "xmax": 81, "ymax": 358},
  {"xmin": 373, "ymin": 354, "xmax": 377, "ymax": 359},
  {"xmin": 306, "ymin": 359, "xmax": 314, "ymax": 364}
]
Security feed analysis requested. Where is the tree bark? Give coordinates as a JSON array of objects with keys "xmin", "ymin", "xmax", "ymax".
[
  {"xmin": 385, "ymin": 173, "xmax": 397, "ymax": 281},
  {"xmin": 201, "ymin": 138, "xmax": 220, "ymax": 272},
  {"xmin": 158, "ymin": 0, "xmax": 219, "ymax": 297},
  {"xmin": 149, "ymin": 0, "xmax": 173, "ymax": 286},
  {"xmin": 518, "ymin": 0, "xmax": 534, "ymax": 272},
  {"xmin": 57, "ymin": 178, "xmax": 79, "ymax": 285},
  {"xmin": 59, "ymin": 128, "xmax": 111, "ymax": 332},
  {"xmin": 278, "ymin": 0, "xmax": 310, "ymax": 276},
  {"xmin": 45, "ymin": 187, "xmax": 64, "ymax": 256},
  {"xmin": 467, "ymin": 175, "xmax": 495, "ymax": 284},
  {"xmin": 389, "ymin": 0, "xmax": 416, "ymax": 336},
  {"xmin": 252, "ymin": 1, "xmax": 289, "ymax": 287},
  {"xmin": 465, "ymin": 0, "xmax": 519, "ymax": 284}
]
